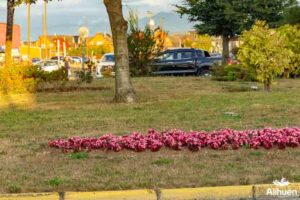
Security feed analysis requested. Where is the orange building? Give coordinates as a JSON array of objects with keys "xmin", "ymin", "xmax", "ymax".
[{"xmin": 0, "ymin": 23, "xmax": 21, "ymax": 49}]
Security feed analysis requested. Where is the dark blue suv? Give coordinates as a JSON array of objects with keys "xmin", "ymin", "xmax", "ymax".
[{"xmin": 151, "ymin": 48, "xmax": 222, "ymax": 76}]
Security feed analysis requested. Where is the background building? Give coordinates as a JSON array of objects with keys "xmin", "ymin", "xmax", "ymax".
[{"xmin": 0, "ymin": 23, "xmax": 21, "ymax": 58}]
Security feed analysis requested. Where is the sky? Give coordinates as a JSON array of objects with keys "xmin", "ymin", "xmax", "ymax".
[{"xmin": 0, "ymin": 0, "xmax": 183, "ymax": 40}]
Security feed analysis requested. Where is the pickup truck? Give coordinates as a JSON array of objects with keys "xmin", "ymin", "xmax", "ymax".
[{"xmin": 151, "ymin": 48, "xmax": 222, "ymax": 76}]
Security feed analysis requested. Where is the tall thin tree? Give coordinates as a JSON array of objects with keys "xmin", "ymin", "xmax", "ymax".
[
  {"xmin": 27, "ymin": 0, "xmax": 31, "ymax": 65},
  {"xmin": 5, "ymin": 0, "xmax": 15, "ymax": 67},
  {"xmin": 4, "ymin": 0, "xmax": 53, "ymax": 67},
  {"xmin": 103, "ymin": 0, "xmax": 138, "ymax": 103}
]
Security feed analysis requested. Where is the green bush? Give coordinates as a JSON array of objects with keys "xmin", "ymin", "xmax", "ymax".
[
  {"xmin": 47, "ymin": 177, "xmax": 63, "ymax": 187},
  {"xmin": 212, "ymin": 64, "xmax": 256, "ymax": 82},
  {"xmin": 238, "ymin": 21, "xmax": 292, "ymax": 91},
  {"xmin": 27, "ymin": 66, "xmax": 68, "ymax": 82},
  {"xmin": 75, "ymin": 70, "xmax": 93, "ymax": 84},
  {"xmin": 7, "ymin": 184, "xmax": 22, "ymax": 193},
  {"xmin": 0, "ymin": 65, "xmax": 37, "ymax": 93},
  {"xmin": 0, "ymin": 65, "xmax": 68, "ymax": 94}
]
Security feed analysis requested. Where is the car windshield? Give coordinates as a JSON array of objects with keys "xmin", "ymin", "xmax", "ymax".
[
  {"xmin": 102, "ymin": 55, "xmax": 115, "ymax": 62},
  {"xmin": 42, "ymin": 61, "xmax": 57, "ymax": 67},
  {"xmin": 162, "ymin": 52, "xmax": 175, "ymax": 60}
]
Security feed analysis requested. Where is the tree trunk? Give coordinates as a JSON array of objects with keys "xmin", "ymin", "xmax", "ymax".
[
  {"xmin": 103, "ymin": 0, "xmax": 138, "ymax": 103},
  {"xmin": 5, "ymin": 0, "xmax": 15, "ymax": 67},
  {"xmin": 222, "ymin": 36, "xmax": 230, "ymax": 65},
  {"xmin": 283, "ymin": 69, "xmax": 290, "ymax": 79},
  {"xmin": 264, "ymin": 81, "xmax": 271, "ymax": 92}
]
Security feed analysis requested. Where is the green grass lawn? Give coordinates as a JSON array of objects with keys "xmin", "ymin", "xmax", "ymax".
[{"xmin": 0, "ymin": 77, "xmax": 300, "ymax": 193}]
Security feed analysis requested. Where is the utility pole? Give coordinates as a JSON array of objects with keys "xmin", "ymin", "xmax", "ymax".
[
  {"xmin": 43, "ymin": 0, "xmax": 48, "ymax": 59},
  {"xmin": 27, "ymin": 0, "xmax": 31, "ymax": 64},
  {"xmin": 84, "ymin": 16, "xmax": 89, "ymax": 57}
]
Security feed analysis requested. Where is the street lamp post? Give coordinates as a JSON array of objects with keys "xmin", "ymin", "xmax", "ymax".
[{"xmin": 78, "ymin": 27, "xmax": 89, "ymax": 72}]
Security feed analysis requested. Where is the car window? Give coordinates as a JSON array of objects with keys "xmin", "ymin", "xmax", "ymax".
[
  {"xmin": 204, "ymin": 51, "xmax": 211, "ymax": 57},
  {"xmin": 196, "ymin": 51, "xmax": 203, "ymax": 57},
  {"xmin": 163, "ymin": 52, "xmax": 175, "ymax": 61},
  {"xmin": 103, "ymin": 55, "xmax": 115, "ymax": 62},
  {"xmin": 177, "ymin": 51, "xmax": 194, "ymax": 60},
  {"xmin": 45, "ymin": 61, "xmax": 57, "ymax": 66}
]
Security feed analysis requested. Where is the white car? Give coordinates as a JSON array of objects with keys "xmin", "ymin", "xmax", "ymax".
[
  {"xmin": 96, "ymin": 53, "xmax": 115, "ymax": 78},
  {"xmin": 71, "ymin": 56, "xmax": 82, "ymax": 64},
  {"xmin": 0, "ymin": 55, "xmax": 4, "ymax": 64},
  {"xmin": 39, "ymin": 60, "xmax": 61, "ymax": 72}
]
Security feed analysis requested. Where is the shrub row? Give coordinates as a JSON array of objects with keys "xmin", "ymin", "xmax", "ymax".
[
  {"xmin": 212, "ymin": 64, "xmax": 257, "ymax": 82},
  {"xmin": 0, "ymin": 65, "xmax": 68, "ymax": 93}
]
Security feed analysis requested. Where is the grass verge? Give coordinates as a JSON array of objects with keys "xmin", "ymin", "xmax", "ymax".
[{"xmin": 0, "ymin": 77, "xmax": 299, "ymax": 193}]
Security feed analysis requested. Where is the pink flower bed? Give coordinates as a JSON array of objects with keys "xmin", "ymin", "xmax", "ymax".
[{"xmin": 48, "ymin": 127, "xmax": 300, "ymax": 152}]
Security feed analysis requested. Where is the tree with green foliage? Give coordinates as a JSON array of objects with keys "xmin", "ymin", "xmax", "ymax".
[
  {"xmin": 176, "ymin": 0, "xmax": 297, "ymax": 65},
  {"xmin": 281, "ymin": 5, "xmax": 300, "ymax": 25},
  {"xmin": 277, "ymin": 25, "xmax": 300, "ymax": 77},
  {"xmin": 191, "ymin": 34, "xmax": 212, "ymax": 52},
  {"xmin": 127, "ymin": 11, "xmax": 165, "ymax": 76},
  {"xmin": 238, "ymin": 21, "xmax": 292, "ymax": 91}
]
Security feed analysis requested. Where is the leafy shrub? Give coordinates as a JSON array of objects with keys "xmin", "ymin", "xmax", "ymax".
[
  {"xmin": 0, "ymin": 65, "xmax": 69, "ymax": 94},
  {"xmin": 0, "ymin": 65, "xmax": 37, "ymax": 93},
  {"xmin": 128, "ymin": 10, "xmax": 166, "ymax": 76},
  {"xmin": 212, "ymin": 64, "xmax": 256, "ymax": 82},
  {"xmin": 277, "ymin": 25, "xmax": 300, "ymax": 78},
  {"xmin": 26, "ymin": 65, "xmax": 67, "ymax": 82},
  {"xmin": 75, "ymin": 70, "xmax": 93, "ymax": 83},
  {"xmin": 48, "ymin": 177, "xmax": 63, "ymax": 187},
  {"xmin": 7, "ymin": 184, "xmax": 22, "ymax": 193},
  {"xmin": 238, "ymin": 21, "xmax": 292, "ymax": 91}
]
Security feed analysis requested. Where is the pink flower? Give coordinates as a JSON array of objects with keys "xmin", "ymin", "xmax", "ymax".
[{"xmin": 48, "ymin": 127, "xmax": 300, "ymax": 152}]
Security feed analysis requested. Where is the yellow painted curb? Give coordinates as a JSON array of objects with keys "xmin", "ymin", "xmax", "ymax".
[
  {"xmin": 0, "ymin": 193, "xmax": 58, "ymax": 200},
  {"xmin": 160, "ymin": 183, "xmax": 300, "ymax": 200},
  {"xmin": 0, "ymin": 183, "xmax": 299, "ymax": 200},
  {"xmin": 64, "ymin": 190, "xmax": 156, "ymax": 200},
  {"xmin": 161, "ymin": 185, "xmax": 252, "ymax": 200}
]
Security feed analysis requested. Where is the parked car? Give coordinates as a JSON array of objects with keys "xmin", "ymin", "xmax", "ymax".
[
  {"xmin": 0, "ymin": 54, "xmax": 4, "ymax": 65},
  {"xmin": 32, "ymin": 58, "xmax": 41, "ymax": 66},
  {"xmin": 38, "ymin": 60, "xmax": 61, "ymax": 72},
  {"xmin": 83, "ymin": 57, "xmax": 90, "ymax": 64},
  {"xmin": 151, "ymin": 48, "xmax": 222, "ymax": 76},
  {"xmin": 50, "ymin": 56, "xmax": 65, "ymax": 66},
  {"xmin": 210, "ymin": 53, "xmax": 222, "ymax": 59},
  {"xmin": 228, "ymin": 53, "xmax": 240, "ymax": 65},
  {"xmin": 70, "ymin": 56, "xmax": 82, "ymax": 64},
  {"xmin": 96, "ymin": 53, "xmax": 115, "ymax": 78}
]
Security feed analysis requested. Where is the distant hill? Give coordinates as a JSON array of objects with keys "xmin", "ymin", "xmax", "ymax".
[{"xmin": 139, "ymin": 12, "xmax": 194, "ymax": 33}]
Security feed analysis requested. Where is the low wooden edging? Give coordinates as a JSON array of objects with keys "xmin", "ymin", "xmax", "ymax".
[{"xmin": 1, "ymin": 183, "xmax": 300, "ymax": 200}]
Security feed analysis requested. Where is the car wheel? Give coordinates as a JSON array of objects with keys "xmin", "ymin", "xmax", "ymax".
[{"xmin": 198, "ymin": 69, "xmax": 212, "ymax": 77}]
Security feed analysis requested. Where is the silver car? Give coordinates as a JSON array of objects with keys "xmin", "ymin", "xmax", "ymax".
[
  {"xmin": 96, "ymin": 53, "xmax": 115, "ymax": 78},
  {"xmin": 39, "ymin": 60, "xmax": 61, "ymax": 72}
]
